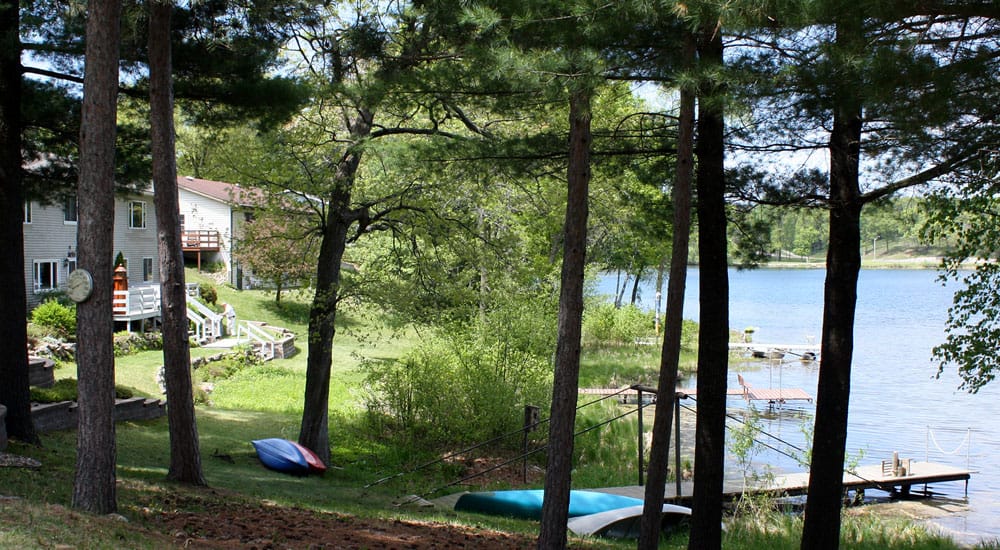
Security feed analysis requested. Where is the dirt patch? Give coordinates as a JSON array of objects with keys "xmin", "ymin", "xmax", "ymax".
[{"xmin": 143, "ymin": 496, "xmax": 538, "ymax": 549}]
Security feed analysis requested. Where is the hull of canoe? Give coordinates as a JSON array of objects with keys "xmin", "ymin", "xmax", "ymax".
[
  {"xmin": 252, "ymin": 438, "xmax": 309, "ymax": 475},
  {"xmin": 454, "ymin": 489, "xmax": 642, "ymax": 520}
]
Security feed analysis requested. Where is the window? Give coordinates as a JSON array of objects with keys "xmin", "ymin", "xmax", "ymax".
[
  {"xmin": 33, "ymin": 260, "xmax": 59, "ymax": 293},
  {"xmin": 143, "ymin": 257, "xmax": 154, "ymax": 282},
  {"xmin": 64, "ymin": 197, "xmax": 77, "ymax": 223},
  {"xmin": 23, "ymin": 201, "xmax": 31, "ymax": 223},
  {"xmin": 129, "ymin": 201, "xmax": 147, "ymax": 229}
]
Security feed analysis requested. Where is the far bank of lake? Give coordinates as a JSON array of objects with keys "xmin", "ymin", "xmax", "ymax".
[{"xmin": 597, "ymin": 267, "xmax": 1000, "ymax": 545}]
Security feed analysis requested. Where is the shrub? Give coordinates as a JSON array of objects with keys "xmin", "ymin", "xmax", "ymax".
[
  {"xmin": 113, "ymin": 331, "xmax": 163, "ymax": 356},
  {"xmin": 31, "ymin": 299, "xmax": 77, "ymax": 339},
  {"xmin": 199, "ymin": 283, "xmax": 218, "ymax": 305},
  {"xmin": 582, "ymin": 303, "xmax": 655, "ymax": 346},
  {"xmin": 30, "ymin": 378, "xmax": 136, "ymax": 403},
  {"xmin": 363, "ymin": 331, "xmax": 553, "ymax": 447}
]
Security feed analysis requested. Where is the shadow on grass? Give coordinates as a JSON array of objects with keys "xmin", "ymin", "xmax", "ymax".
[{"xmin": 260, "ymin": 300, "xmax": 365, "ymax": 331}]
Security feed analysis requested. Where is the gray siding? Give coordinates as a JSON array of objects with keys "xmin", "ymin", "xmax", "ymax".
[{"xmin": 23, "ymin": 192, "xmax": 160, "ymax": 310}]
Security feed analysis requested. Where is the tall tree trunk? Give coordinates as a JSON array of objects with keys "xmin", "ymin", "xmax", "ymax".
[
  {"xmin": 801, "ymin": 19, "xmax": 864, "ymax": 550},
  {"xmin": 298, "ymin": 109, "xmax": 373, "ymax": 466},
  {"xmin": 689, "ymin": 23, "xmax": 728, "ymax": 550},
  {"xmin": 639, "ymin": 30, "xmax": 696, "ymax": 549},
  {"xmin": 629, "ymin": 270, "xmax": 641, "ymax": 306},
  {"xmin": 538, "ymin": 88, "xmax": 591, "ymax": 550},
  {"xmin": 72, "ymin": 0, "xmax": 122, "ymax": 514},
  {"xmin": 0, "ymin": 0, "xmax": 37, "ymax": 445},
  {"xmin": 149, "ymin": 0, "xmax": 205, "ymax": 486}
]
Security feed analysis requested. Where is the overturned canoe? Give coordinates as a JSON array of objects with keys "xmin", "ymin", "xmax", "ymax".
[
  {"xmin": 567, "ymin": 503, "xmax": 691, "ymax": 538},
  {"xmin": 289, "ymin": 441, "xmax": 327, "ymax": 474},
  {"xmin": 454, "ymin": 489, "xmax": 642, "ymax": 520},
  {"xmin": 251, "ymin": 438, "xmax": 311, "ymax": 475}
]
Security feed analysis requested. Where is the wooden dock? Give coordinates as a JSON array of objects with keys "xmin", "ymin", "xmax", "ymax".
[{"xmin": 594, "ymin": 461, "xmax": 972, "ymax": 503}]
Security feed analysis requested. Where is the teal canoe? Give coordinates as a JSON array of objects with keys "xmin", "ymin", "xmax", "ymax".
[{"xmin": 454, "ymin": 489, "xmax": 642, "ymax": 520}]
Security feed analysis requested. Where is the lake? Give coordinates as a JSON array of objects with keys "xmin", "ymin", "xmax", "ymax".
[{"xmin": 597, "ymin": 267, "xmax": 1000, "ymax": 544}]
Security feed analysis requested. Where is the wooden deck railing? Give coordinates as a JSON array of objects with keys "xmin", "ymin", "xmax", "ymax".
[{"xmin": 181, "ymin": 230, "xmax": 221, "ymax": 250}]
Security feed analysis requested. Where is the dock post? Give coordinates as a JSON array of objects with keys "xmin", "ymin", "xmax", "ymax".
[
  {"xmin": 637, "ymin": 387, "xmax": 645, "ymax": 486},
  {"xmin": 674, "ymin": 394, "xmax": 682, "ymax": 499}
]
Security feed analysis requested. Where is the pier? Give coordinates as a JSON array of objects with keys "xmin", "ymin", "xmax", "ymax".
[{"xmin": 595, "ymin": 460, "xmax": 972, "ymax": 503}]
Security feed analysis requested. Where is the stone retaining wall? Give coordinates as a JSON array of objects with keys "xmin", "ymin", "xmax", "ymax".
[{"xmin": 31, "ymin": 397, "xmax": 167, "ymax": 433}]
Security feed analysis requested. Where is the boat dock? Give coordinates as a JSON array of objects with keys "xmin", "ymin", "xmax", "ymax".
[
  {"xmin": 595, "ymin": 460, "xmax": 972, "ymax": 503},
  {"xmin": 729, "ymin": 342, "xmax": 821, "ymax": 360}
]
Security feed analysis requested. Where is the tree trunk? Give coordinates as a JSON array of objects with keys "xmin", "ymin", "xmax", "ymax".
[
  {"xmin": 689, "ymin": 24, "xmax": 728, "ymax": 550},
  {"xmin": 298, "ymin": 109, "xmax": 373, "ymax": 466},
  {"xmin": 538, "ymin": 88, "xmax": 591, "ymax": 550},
  {"xmin": 149, "ymin": 0, "xmax": 205, "ymax": 486},
  {"xmin": 639, "ymin": 34, "xmax": 695, "ymax": 550},
  {"xmin": 629, "ymin": 270, "xmax": 641, "ymax": 306},
  {"xmin": 801, "ymin": 19, "xmax": 864, "ymax": 550},
  {"xmin": 72, "ymin": 0, "xmax": 122, "ymax": 514},
  {"xmin": 0, "ymin": 0, "xmax": 37, "ymax": 445},
  {"xmin": 639, "ymin": 30, "xmax": 696, "ymax": 549}
]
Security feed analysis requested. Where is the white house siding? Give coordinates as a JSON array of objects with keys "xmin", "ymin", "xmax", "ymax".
[
  {"xmin": 23, "ymin": 192, "xmax": 160, "ymax": 310},
  {"xmin": 178, "ymin": 186, "xmax": 236, "ymax": 285}
]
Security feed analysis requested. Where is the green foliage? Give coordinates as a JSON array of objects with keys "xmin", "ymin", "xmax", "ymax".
[
  {"xmin": 114, "ymin": 251, "xmax": 126, "ymax": 268},
  {"xmin": 29, "ymin": 378, "xmax": 135, "ymax": 403},
  {"xmin": 197, "ymin": 347, "xmax": 263, "ymax": 382},
  {"xmin": 30, "ymin": 299, "xmax": 76, "ymax": 339},
  {"xmin": 569, "ymin": 401, "xmax": 642, "ymax": 488},
  {"xmin": 362, "ymin": 328, "xmax": 553, "ymax": 448},
  {"xmin": 113, "ymin": 331, "xmax": 163, "ymax": 356},
  {"xmin": 582, "ymin": 303, "xmax": 656, "ymax": 347},
  {"xmin": 199, "ymin": 283, "xmax": 218, "ymax": 305}
]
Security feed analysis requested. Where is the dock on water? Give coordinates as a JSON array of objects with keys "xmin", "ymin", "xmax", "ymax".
[{"xmin": 594, "ymin": 460, "xmax": 973, "ymax": 503}]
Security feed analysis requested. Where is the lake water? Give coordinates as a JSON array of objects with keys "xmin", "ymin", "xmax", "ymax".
[{"xmin": 597, "ymin": 268, "xmax": 1000, "ymax": 544}]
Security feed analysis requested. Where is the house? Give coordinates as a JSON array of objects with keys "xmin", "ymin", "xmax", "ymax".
[
  {"xmin": 23, "ymin": 189, "xmax": 161, "ymax": 311},
  {"xmin": 176, "ymin": 175, "xmax": 258, "ymax": 289}
]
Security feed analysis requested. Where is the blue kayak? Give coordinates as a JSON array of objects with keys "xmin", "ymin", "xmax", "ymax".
[
  {"xmin": 252, "ymin": 438, "xmax": 309, "ymax": 475},
  {"xmin": 455, "ymin": 489, "xmax": 643, "ymax": 520}
]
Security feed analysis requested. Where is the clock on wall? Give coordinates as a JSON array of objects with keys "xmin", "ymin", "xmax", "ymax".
[{"xmin": 66, "ymin": 269, "xmax": 94, "ymax": 303}]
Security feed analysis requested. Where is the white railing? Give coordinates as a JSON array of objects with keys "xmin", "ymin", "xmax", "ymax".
[
  {"xmin": 186, "ymin": 298, "xmax": 222, "ymax": 342},
  {"xmin": 237, "ymin": 321, "xmax": 275, "ymax": 360},
  {"xmin": 112, "ymin": 286, "xmax": 161, "ymax": 317}
]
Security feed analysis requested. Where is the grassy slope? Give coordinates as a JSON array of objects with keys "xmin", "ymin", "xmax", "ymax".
[{"xmin": 1, "ymin": 269, "xmax": 969, "ymax": 549}]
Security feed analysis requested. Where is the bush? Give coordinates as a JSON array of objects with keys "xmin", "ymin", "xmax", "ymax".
[
  {"xmin": 363, "ymin": 331, "xmax": 553, "ymax": 447},
  {"xmin": 582, "ymin": 303, "xmax": 655, "ymax": 346},
  {"xmin": 113, "ymin": 331, "xmax": 163, "ymax": 356},
  {"xmin": 31, "ymin": 299, "xmax": 77, "ymax": 339},
  {"xmin": 30, "ymin": 378, "xmax": 136, "ymax": 403},
  {"xmin": 199, "ymin": 283, "xmax": 218, "ymax": 305}
]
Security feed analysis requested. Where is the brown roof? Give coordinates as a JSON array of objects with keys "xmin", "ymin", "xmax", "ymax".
[{"xmin": 176, "ymin": 176, "xmax": 263, "ymax": 207}]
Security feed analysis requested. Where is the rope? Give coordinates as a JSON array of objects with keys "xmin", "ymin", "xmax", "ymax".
[{"xmin": 927, "ymin": 427, "xmax": 970, "ymax": 456}]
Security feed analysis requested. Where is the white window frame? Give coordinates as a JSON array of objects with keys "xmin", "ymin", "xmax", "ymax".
[
  {"xmin": 142, "ymin": 257, "xmax": 154, "ymax": 282},
  {"xmin": 33, "ymin": 259, "xmax": 60, "ymax": 293},
  {"xmin": 23, "ymin": 201, "xmax": 31, "ymax": 224},
  {"xmin": 129, "ymin": 201, "xmax": 147, "ymax": 229},
  {"xmin": 63, "ymin": 197, "xmax": 78, "ymax": 224}
]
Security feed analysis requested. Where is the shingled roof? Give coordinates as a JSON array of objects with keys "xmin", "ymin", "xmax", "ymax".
[{"xmin": 177, "ymin": 175, "xmax": 263, "ymax": 207}]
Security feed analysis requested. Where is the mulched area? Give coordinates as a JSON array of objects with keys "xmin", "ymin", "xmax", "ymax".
[{"xmin": 143, "ymin": 498, "xmax": 538, "ymax": 549}]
